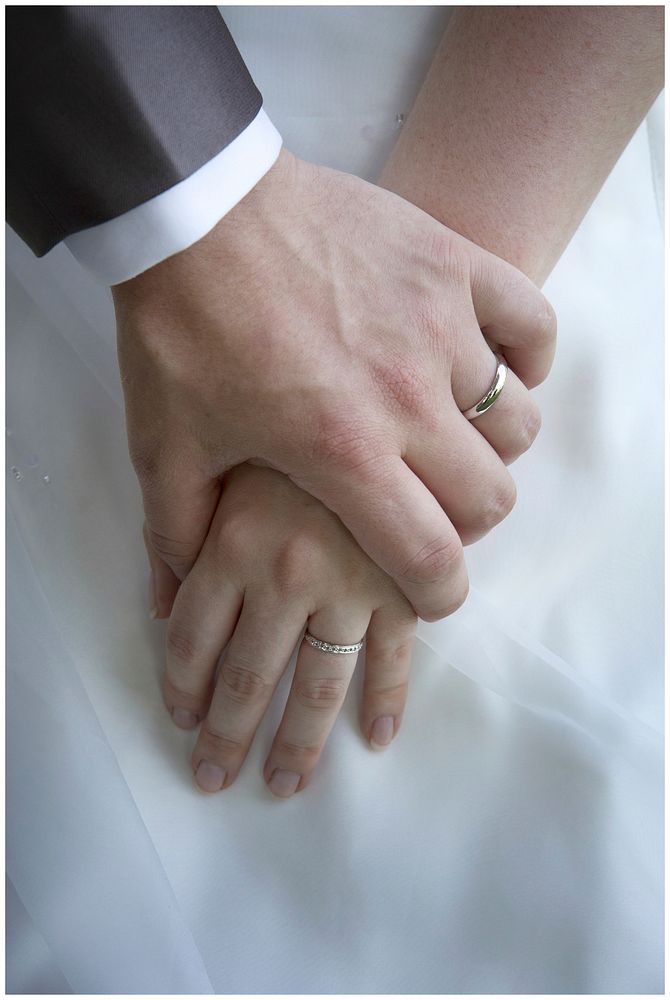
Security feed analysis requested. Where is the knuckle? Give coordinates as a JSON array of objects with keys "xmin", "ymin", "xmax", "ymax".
[
  {"xmin": 272, "ymin": 533, "xmax": 321, "ymax": 595},
  {"xmin": 413, "ymin": 291, "xmax": 452, "ymax": 358},
  {"xmin": 472, "ymin": 477, "xmax": 517, "ymax": 532},
  {"xmin": 197, "ymin": 725, "xmax": 245, "ymax": 758},
  {"xmin": 518, "ymin": 403, "xmax": 542, "ymax": 454},
  {"xmin": 275, "ymin": 739, "xmax": 322, "ymax": 763},
  {"xmin": 166, "ymin": 621, "xmax": 198, "ymax": 665},
  {"xmin": 368, "ymin": 620, "xmax": 416, "ymax": 671},
  {"xmin": 294, "ymin": 676, "xmax": 347, "ymax": 710},
  {"xmin": 452, "ymin": 574, "xmax": 470, "ymax": 613},
  {"xmin": 213, "ymin": 518, "xmax": 247, "ymax": 575},
  {"xmin": 369, "ymin": 356, "xmax": 436, "ymax": 427},
  {"xmin": 147, "ymin": 528, "xmax": 196, "ymax": 577},
  {"xmin": 400, "ymin": 534, "xmax": 462, "ymax": 586},
  {"xmin": 311, "ymin": 414, "xmax": 378, "ymax": 474},
  {"xmin": 420, "ymin": 575, "xmax": 470, "ymax": 622},
  {"xmin": 525, "ymin": 296, "xmax": 558, "ymax": 389},
  {"xmin": 426, "ymin": 229, "xmax": 470, "ymax": 285},
  {"xmin": 487, "ymin": 477, "xmax": 517, "ymax": 527},
  {"xmin": 384, "ymin": 637, "xmax": 416, "ymax": 669},
  {"xmin": 162, "ymin": 674, "xmax": 207, "ymax": 714},
  {"xmin": 367, "ymin": 678, "xmax": 408, "ymax": 700},
  {"xmin": 213, "ymin": 514, "xmax": 249, "ymax": 567},
  {"xmin": 537, "ymin": 296, "xmax": 558, "ymax": 347},
  {"xmin": 219, "ymin": 657, "xmax": 270, "ymax": 706},
  {"xmin": 496, "ymin": 406, "xmax": 541, "ymax": 466}
]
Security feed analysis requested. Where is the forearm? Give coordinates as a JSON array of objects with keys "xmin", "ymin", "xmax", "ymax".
[{"xmin": 378, "ymin": 5, "xmax": 664, "ymax": 286}]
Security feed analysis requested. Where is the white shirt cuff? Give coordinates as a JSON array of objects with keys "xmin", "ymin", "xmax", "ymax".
[{"xmin": 64, "ymin": 108, "xmax": 283, "ymax": 286}]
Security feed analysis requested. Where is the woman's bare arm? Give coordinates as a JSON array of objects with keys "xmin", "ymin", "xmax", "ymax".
[{"xmin": 379, "ymin": 5, "xmax": 663, "ymax": 286}]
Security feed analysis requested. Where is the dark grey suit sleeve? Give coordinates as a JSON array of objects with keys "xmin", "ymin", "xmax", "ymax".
[{"xmin": 6, "ymin": 6, "xmax": 263, "ymax": 256}]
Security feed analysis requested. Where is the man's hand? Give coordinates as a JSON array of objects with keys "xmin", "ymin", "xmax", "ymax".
[{"xmin": 113, "ymin": 148, "xmax": 555, "ymax": 621}]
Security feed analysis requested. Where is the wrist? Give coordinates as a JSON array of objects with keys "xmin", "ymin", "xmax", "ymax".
[
  {"xmin": 112, "ymin": 147, "xmax": 302, "ymax": 306},
  {"xmin": 187, "ymin": 147, "xmax": 305, "ymax": 270}
]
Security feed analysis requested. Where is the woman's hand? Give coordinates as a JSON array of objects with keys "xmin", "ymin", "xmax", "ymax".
[{"xmin": 156, "ymin": 464, "xmax": 417, "ymax": 798}]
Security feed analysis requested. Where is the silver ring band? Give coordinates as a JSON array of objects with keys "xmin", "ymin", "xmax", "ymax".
[
  {"xmin": 303, "ymin": 631, "xmax": 364, "ymax": 655},
  {"xmin": 462, "ymin": 352, "xmax": 508, "ymax": 420}
]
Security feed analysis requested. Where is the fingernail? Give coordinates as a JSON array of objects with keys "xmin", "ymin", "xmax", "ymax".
[
  {"xmin": 172, "ymin": 707, "xmax": 198, "ymax": 729},
  {"xmin": 269, "ymin": 768, "xmax": 301, "ymax": 798},
  {"xmin": 195, "ymin": 760, "xmax": 226, "ymax": 793},
  {"xmin": 370, "ymin": 716, "xmax": 395, "ymax": 750},
  {"xmin": 148, "ymin": 571, "xmax": 158, "ymax": 620}
]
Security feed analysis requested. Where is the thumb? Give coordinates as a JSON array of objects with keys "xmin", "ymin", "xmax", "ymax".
[
  {"xmin": 143, "ymin": 522, "xmax": 180, "ymax": 620},
  {"xmin": 139, "ymin": 460, "xmax": 222, "ymax": 583}
]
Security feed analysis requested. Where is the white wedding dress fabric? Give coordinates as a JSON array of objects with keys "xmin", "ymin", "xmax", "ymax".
[{"xmin": 6, "ymin": 7, "xmax": 664, "ymax": 994}]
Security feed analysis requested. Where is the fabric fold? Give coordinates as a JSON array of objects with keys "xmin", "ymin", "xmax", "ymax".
[{"xmin": 6, "ymin": 507, "xmax": 215, "ymax": 995}]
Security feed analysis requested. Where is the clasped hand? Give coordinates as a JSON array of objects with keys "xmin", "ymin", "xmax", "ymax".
[{"xmin": 112, "ymin": 148, "xmax": 556, "ymax": 796}]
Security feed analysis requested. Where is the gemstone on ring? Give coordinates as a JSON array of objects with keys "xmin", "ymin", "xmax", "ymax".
[{"xmin": 303, "ymin": 631, "xmax": 364, "ymax": 655}]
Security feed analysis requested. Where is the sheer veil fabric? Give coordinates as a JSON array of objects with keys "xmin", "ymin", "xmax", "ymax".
[{"xmin": 6, "ymin": 8, "xmax": 663, "ymax": 993}]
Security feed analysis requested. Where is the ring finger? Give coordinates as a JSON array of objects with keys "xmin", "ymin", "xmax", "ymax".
[
  {"xmin": 263, "ymin": 605, "xmax": 371, "ymax": 798},
  {"xmin": 458, "ymin": 350, "xmax": 542, "ymax": 465},
  {"xmin": 450, "ymin": 323, "xmax": 542, "ymax": 465},
  {"xmin": 190, "ymin": 590, "xmax": 308, "ymax": 793}
]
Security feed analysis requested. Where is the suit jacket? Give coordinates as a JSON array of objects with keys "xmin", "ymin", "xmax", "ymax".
[{"xmin": 6, "ymin": 6, "xmax": 263, "ymax": 257}]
